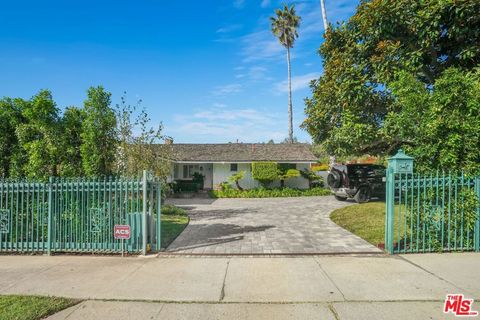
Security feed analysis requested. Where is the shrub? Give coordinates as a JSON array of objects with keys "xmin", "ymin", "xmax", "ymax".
[
  {"xmin": 210, "ymin": 187, "xmax": 330, "ymax": 198},
  {"xmin": 277, "ymin": 168, "xmax": 300, "ymax": 187},
  {"xmin": 228, "ymin": 171, "xmax": 245, "ymax": 190},
  {"xmin": 300, "ymin": 169, "xmax": 325, "ymax": 188},
  {"xmin": 192, "ymin": 172, "xmax": 204, "ymax": 184},
  {"xmin": 405, "ymin": 187, "xmax": 479, "ymax": 252},
  {"xmin": 172, "ymin": 180, "xmax": 200, "ymax": 193},
  {"xmin": 219, "ymin": 181, "xmax": 232, "ymax": 191},
  {"xmin": 312, "ymin": 163, "xmax": 329, "ymax": 171},
  {"xmin": 251, "ymin": 162, "xmax": 278, "ymax": 187},
  {"xmin": 162, "ymin": 204, "xmax": 187, "ymax": 215}
]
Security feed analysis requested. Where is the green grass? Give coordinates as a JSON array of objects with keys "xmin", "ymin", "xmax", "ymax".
[
  {"xmin": 161, "ymin": 214, "xmax": 189, "ymax": 248},
  {"xmin": 330, "ymin": 202, "xmax": 402, "ymax": 246},
  {"xmin": 0, "ymin": 295, "xmax": 78, "ymax": 320},
  {"xmin": 162, "ymin": 204, "xmax": 187, "ymax": 216}
]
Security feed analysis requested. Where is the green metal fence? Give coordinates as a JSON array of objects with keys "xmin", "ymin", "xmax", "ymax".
[
  {"xmin": 0, "ymin": 171, "xmax": 161, "ymax": 255},
  {"xmin": 385, "ymin": 151, "xmax": 480, "ymax": 254}
]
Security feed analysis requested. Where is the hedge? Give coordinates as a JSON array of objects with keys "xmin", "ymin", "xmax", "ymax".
[
  {"xmin": 210, "ymin": 187, "xmax": 331, "ymax": 198},
  {"xmin": 251, "ymin": 162, "xmax": 278, "ymax": 186}
]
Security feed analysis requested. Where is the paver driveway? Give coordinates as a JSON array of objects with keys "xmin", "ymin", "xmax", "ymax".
[{"xmin": 165, "ymin": 196, "xmax": 381, "ymax": 254}]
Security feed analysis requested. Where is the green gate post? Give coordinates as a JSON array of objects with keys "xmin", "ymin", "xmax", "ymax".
[
  {"xmin": 156, "ymin": 181, "xmax": 162, "ymax": 252},
  {"xmin": 142, "ymin": 170, "xmax": 148, "ymax": 255},
  {"xmin": 385, "ymin": 165, "xmax": 395, "ymax": 254},
  {"xmin": 475, "ymin": 177, "xmax": 480, "ymax": 252},
  {"xmin": 385, "ymin": 150, "xmax": 414, "ymax": 254},
  {"xmin": 47, "ymin": 177, "xmax": 53, "ymax": 255}
]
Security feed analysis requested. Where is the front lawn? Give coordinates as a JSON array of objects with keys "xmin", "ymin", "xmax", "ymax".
[
  {"xmin": 330, "ymin": 202, "xmax": 401, "ymax": 247},
  {"xmin": 161, "ymin": 205, "xmax": 189, "ymax": 248},
  {"xmin": 0, "ymin": 295, "xmax": 78, "ymax": 320},
  {"xmin": 210, "ymin": 187, "xmax": 331, "ymax": 198}
]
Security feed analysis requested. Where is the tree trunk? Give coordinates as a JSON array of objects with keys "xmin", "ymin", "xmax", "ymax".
[
  {"xmin": 287, "ymin": 47, "xmax": 293, "ymax": 143},
  {"xmin": 320, "ymin": 0, "xmax": 328, "ymax": 31},
  {"xmin": 235, "ymin": 180, "xmax": 243, "ymax": 191}
]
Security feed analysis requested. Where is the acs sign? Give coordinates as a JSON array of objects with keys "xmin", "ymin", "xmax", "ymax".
[{"xmin": 114, "ymin": 225, "xmax": 131, "ymax": 240}]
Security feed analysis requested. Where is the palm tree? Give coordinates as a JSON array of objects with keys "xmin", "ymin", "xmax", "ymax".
[
  {"xmin": 320, "ymin": 0, "xmax": 328, "ymax": 31},
  {"xmin": 271, "ymin": 4, "xmax": 301, "ymax": 143}
]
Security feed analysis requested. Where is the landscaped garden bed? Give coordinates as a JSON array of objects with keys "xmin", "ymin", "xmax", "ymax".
[{"xmin": 210, "ymin": 186, "xmax": 330, "ymax": 198}]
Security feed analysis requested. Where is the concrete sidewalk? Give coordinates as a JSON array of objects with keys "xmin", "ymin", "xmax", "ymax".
[
  {"xmin": 47, "ymin": 300, "xmax": 463, "ymax": 320},
  {"xmin": 0, "ymin": 253, "xmax": 478, "ymax": 319}
]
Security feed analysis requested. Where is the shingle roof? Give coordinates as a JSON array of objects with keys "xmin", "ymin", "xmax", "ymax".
[{"xmin": 166, "ymin": 143, "xmax": 318, "ymax": 162}]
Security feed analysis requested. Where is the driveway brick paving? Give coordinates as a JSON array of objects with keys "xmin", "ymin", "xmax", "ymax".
[{"xmin": 165, "ymin": 196, "xmax": 381, "ymax": 254}]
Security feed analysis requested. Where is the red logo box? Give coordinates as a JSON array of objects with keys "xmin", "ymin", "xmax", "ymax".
[
  {"xmin": 444, "ymin": 294, "xmax": 478, "ymax": 317},
  {"xmin": 114, "ymin": 225, "xmax": 131, "ymax": 240}
]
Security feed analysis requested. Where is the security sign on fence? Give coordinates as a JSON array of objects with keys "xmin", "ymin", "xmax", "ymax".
[
  {"xmin": 385, "ymin": 150, "xmax": 480, "ymax": 254},
  {"xmin": 114, "ymin": 225, "xmax": 131, "ymax": 240},
  {"xmin": 0, "ymin": 171, "xmax": 161, "ymax": 255}
]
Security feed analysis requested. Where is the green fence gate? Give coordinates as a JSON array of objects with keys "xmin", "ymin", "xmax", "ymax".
[
  {"xmin": 385, "ymin": 150, "xmax": 480, "ymax": 254},
  {"xmin": 0, "ymin": 171, "xmax": 161, "ymax": 255}
]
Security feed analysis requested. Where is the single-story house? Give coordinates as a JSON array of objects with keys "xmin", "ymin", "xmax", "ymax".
[{"xmin": 167, "ymin": 143, "xmax": 318, "ymax": 190}]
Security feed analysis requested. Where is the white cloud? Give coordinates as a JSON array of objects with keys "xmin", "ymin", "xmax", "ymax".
[
  {"xmin": 211, "ymin": 84, "xmax": 242, "ymax": 96},
  {"xmin": 241, "ymin": 30, "xmax": 284, "ymax": 63},
  {"xmin": 296, "ymin": 0, "xmax": 358, "ymax": 36},
  {"xmin": 260, "ymin": 0, "xmax": 271, "ymax": 8},
  {"xmin": 274, "ymin": 72, "xmax": 320, "ymax": 93},
  {"xmin": 193, "ymin": 108, "xmax": 271, "ymax": 122},
  {"xmin": 213, "ymin": 103, "xmax": 227, "ymax": 108},
  {"xmin": 248, "ymin": 66, "xmax": 270, "ymax": 80},
  {"xmin": 233, "ymin": 0, "xmax": 245, "ymax": 9},
  {"xmin": 170, "ymin": 105, "xmax": 286, "ymax": 142},
  {"xmin": 216, "ymin": 24, "xmax": 242, "ymax": 34},
  {"xmin": 234, "ymin": 65, "xmax": 272, "ymax": 81}
]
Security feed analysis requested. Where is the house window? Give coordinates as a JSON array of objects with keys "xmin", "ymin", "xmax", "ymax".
[
  {"xmin": 182, "ymin": 164, "xmax": 200, "ymax": 179},
  {"xmin": 279, "ymin": 163, "xmax": 296, "ymax": 170},
  {"xmin": 230, "ymin": 163, "xmax": 238, "ymax": 172}
]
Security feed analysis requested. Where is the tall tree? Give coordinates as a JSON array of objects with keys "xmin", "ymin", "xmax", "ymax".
[
  {"xmin": 271, "ymin": 4, "xmax": 301, "ymax": 143},
  {"xmin": 115, "ymin": 94, "xmax": 172, "ymax": 180},
  {"xmin": 0, "ymin": 98, "xmax": 25, "ymax": 177},
  {"xmin": 16, "ymin": 90, "xmax": 60, "ymax": 180},
  {"xmin": 303, "ymin": 0, "xmax": 480, "ymax": 159},
  {"xmin": 384, "ymin": 68, "xmax": 480, "ymax": 173},
  {"xmin": 80, "ymin": 86, "xmax": 117, "ymax": 177},
  {"xmin": 60, "ymin": 107, "xmax": 85, "ymax": 176}
]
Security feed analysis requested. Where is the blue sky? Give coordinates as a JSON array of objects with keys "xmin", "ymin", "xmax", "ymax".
[{"xmin": 0, "ymin": 0, "xmax": 358, "ymax": 143}]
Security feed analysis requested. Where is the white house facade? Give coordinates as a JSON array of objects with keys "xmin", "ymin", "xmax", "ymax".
[{"xmin": 168, "ymin": 143, "xmax": 318, "ymax": 190}]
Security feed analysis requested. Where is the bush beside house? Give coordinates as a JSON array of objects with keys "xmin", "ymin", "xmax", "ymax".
[
  {"xmin": 212, "ymin": 161, "xmax": 327, "ymax": 198},
  {"xmin": 211, "ymin": 186, "xmax": 330, "ymax": 198},
  {"xmin": 251, "ymin": 162, "xmax": 278, "ymax": 187}
]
